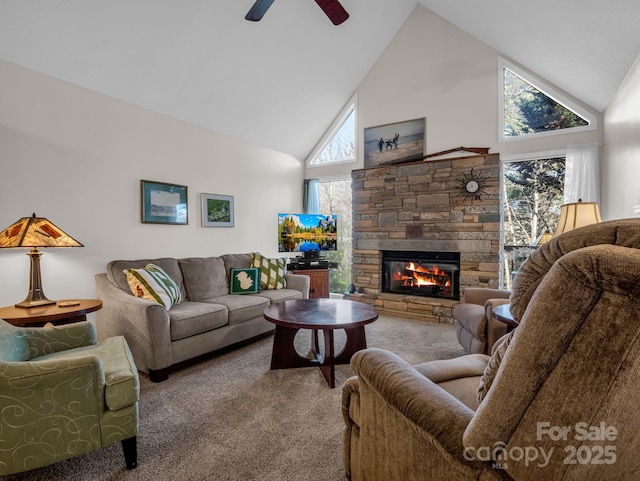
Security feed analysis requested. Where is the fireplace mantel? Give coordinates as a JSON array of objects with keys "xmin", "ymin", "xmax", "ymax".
[{"xmin": 349, "ymin": 153, "xmax": 501, "ymax": 323}]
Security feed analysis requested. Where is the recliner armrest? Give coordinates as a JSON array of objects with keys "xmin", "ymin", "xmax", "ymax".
[{"xmin": 462, "ymin": 287, "xmax": 510, "ymax": 306}]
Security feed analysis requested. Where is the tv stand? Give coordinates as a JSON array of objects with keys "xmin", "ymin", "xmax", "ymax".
[{"xmin": 292, "ymin": 268, "xmax": 330, "ymax": 299}]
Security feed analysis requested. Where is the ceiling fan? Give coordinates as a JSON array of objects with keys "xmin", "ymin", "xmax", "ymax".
[{"xmin": 245, "ymin": 0, "xmax": 349, "ymax": 25}]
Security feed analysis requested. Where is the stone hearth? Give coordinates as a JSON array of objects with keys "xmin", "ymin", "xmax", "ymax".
[{"xmin": 346, "ymin": 153, "xmax": 501, "ymax": 323}]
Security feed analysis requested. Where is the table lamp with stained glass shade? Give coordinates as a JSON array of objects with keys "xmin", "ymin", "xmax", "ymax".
[{"xmin": 0, "ymin": 213, "xmax": 83, "ymax": 308}]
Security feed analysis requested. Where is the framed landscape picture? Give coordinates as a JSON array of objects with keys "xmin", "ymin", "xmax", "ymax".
[
  {"xmin": 363, "ymin": 117, "xmax": 426, "ymax": 168},
  {"xmin": 141, "ymin": 180, "xmax": 188, "ymax": 225},
  {"xmin": 201, "ymin": 193, "xmax": 234, "ymax": 227}
]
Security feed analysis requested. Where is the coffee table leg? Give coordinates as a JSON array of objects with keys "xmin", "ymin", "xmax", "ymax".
[
  {"xmin": 271, "ymin": 325, "xmax": 321, "ymax": 370},
  {"xmin": 318, "ymin": 329, "xmax": 336, "ymax": 388},
  {"xmin": 334, "ymin": 326, "xmax": 367, "ymax": 364}
]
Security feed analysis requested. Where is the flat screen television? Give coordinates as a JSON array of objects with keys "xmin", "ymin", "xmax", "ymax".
[{"xmin": 278, "ymin": 213, "xmax": 338, "ymax": 253}]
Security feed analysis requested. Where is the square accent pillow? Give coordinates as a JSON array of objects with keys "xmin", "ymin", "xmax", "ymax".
[
  {"xmin": 229, "ymin": 268, "xmax": 260, "ymax": 294},
  {"xmin": 251, "ymin": 252, "xmax": 286, "ymax": 290},
  {"xmin": 123, "ymin": 263, "xmax": 182, "ymax": 309}
]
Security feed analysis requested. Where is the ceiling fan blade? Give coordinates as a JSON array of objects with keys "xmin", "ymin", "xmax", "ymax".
[
  {"xmin": 245, "ymin": 0, "xmax": 275, "ymax": 21},
  {"xmin": 314, "ymin": 0, "xmax": 349, "ymax": 25}
]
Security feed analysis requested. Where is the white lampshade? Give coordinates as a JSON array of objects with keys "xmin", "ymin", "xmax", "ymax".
[{"xmin": 553, "ymin": 200, "xmax": 602, "ymax": 236}]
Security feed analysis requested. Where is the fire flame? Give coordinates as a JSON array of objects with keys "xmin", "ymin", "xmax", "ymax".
[{"xmin": 393, "ymin": 262, "xmax": 451, "ymax": 288}]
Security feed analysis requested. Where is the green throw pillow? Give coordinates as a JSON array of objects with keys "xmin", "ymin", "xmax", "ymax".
[
  {"xmin": 251, "ymin": 252, "xmax": 286, "ymax": 290},
  {"xmin": 123, "ymin": 263, "xmax": 182, "ymax": 309}
]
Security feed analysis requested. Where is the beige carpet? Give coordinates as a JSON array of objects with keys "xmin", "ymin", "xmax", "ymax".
[{"xmin": 5, "ymin": 315, "xmax": 466, "ymax": 481}]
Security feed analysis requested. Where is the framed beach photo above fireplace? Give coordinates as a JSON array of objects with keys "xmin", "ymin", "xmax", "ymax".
[
  {"xmin": 363, "ymin": 117, "xmax": 426, "ymax": 168},
  {"xmin": 201, "ymin": 193, "xmax": 234, "ymax": 227},
  {"xmin": 141, "ymin": 180, "xmax": 188, "ymax": 225}
]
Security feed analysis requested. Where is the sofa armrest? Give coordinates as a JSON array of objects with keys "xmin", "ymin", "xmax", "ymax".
[
  {"xmin": 284, "ymin": 273, "xmax": 310, "ymax": 299},
  {"xmin": 462, "ymin": 287, "xmax": 510, "ymax": 306},
  {"xmin": 345, "ymin": 348, "xmax": 500, "ymax": 480},
  {"xmin": 95, "ymin": 273, "xmax": 171, "ymax": 374}
]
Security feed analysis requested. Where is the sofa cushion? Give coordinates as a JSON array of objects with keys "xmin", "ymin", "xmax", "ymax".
[
  {"xmin": 179, "ymin": 257, "xmax": 229, "ymax": 300},
  {"xmin": 221, "ymin": 253, "xmax": 252, "ymax": 278},
  {"xmin": 251, "ymin": 252, "xmax": 286, "ymax": 289},
  {"xmin": 123, "ymin": 264, "xmax": 182, "ymax": 309},
  {"xmin": 251, "ymin": 288, "xmax": 302, "ymax": 304},
  {"xmin": 107, "ymin": 258, "xmax": 185, "ymax": 299},
  {"xmin": 168, "ymin": 302, "xmax": 229, "ymax": 341},
  {"xmin": 207, "ymin": 295, "xmax": 269, "ymax": 325}
]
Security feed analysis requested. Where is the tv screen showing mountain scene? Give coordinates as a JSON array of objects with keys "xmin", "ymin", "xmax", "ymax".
[{"xmin": 278, "ymin": 214, "xmax": 338, "ymax": 252}]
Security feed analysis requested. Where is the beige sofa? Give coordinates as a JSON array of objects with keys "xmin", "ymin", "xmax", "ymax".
[
  {"xmin": 95, "ymin": 253, "xmax": 309, "ymax": 382},
  {"xmin": 342, "ymin": 218, "xmax": 640, "ymax": 480}
]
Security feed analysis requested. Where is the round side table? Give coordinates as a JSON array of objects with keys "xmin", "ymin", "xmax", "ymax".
[{"xmin": 0, "ymin": 299, "xmax": 102, "ymax": 327}]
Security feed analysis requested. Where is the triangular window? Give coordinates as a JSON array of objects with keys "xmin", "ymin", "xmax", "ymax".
[
  {"xmin": 308, "ymin": 97, "xmax": 356, "ymax": 166},
  {"xmin": 499, "ymin": 57, "xmax": 596, "ymax": 140}
]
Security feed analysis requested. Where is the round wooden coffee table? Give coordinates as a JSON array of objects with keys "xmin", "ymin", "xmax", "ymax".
[{"xmin": 263, "ymin": 298, "xmax": 378, "ymax": 388}]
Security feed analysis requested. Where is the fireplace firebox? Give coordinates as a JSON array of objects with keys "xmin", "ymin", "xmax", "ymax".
[{"xmin": 381, "ymin": 250, "xmax": 460, "ymax": 300}]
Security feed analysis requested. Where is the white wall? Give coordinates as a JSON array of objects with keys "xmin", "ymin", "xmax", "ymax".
[
  {"xmin": 0, "ymin": 60, "xmax": 304, "ymax": 308},
  {"xmin": 309, "ymin": 5, "xmax": 602, "ymax": 179},
  {"xmin": 602, "ymin": 55, "xmax": 640, "ymax": 220}
]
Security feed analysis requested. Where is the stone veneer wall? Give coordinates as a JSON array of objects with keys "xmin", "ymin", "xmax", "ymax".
[{"xmin": 345, "ymin": 153, "xmax": 501, "ymax": 323}]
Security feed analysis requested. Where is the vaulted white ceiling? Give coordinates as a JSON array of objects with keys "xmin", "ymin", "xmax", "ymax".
[{"xmin": 2, "ymin": 1, "xmax": 639, "ymax": 160}]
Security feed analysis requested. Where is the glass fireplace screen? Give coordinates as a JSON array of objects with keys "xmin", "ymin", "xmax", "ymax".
[{"xmin": 381, "ymin": 250, "xmax": 460, "ymax": 300}]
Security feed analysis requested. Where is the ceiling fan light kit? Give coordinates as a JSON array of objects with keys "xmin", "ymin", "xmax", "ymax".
[{"xmin": 245, "ymin": 0, "xmax": 349, "ymax": 25}]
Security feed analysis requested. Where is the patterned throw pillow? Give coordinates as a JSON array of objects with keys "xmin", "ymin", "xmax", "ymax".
[
  {"xmin": 123, "ymin": 263, "xmax": 182, "ymax": 309},
  {"xmin": 251, "ymin": 252, "xmax": 286, "ymax": 290}
]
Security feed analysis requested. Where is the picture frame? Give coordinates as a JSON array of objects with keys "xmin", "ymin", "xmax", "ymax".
[
  {"xmin": 363, "ymin": 117, "xmax": 426, "ymax": 169},
  {"xmin": 141, "ymin": 180, "xmax": 188, "ymax": 225},
  {"xmin": 201, "ymin": 193, "xmax": 234, "ymax": 227},
  {"xmin": 229, "ymin": 268, "xmax": 260, "ymax": 294}
]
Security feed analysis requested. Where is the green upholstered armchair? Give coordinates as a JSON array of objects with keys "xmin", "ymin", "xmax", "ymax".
[{"xmin": 0, "ymin": 319, "xmax": 139, "ymax": 475}]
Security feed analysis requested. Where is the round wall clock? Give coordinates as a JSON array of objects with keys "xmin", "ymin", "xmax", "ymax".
[
  {"xmin": 458, "ymin": 169, "xmax": 486, "ymax": 200},
  {"xmin": 465, "ymin": 180, "xmax": 479, "ymax": 193}
]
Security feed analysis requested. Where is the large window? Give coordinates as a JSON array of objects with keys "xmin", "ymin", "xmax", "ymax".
[
  {"xmin": 318, "ymin": 178, "xmax": 352, "ymax": 294},
  {"xmin": 499, "ymin": 57, "xmax": 596, "ymax": 141},
  {"xmin": 307, "ymin": 96, "xmax": 356, "ymax": 167},
  {"xmin": 502, "ymin": 155, "xmax": 565, "ymax": 289}
]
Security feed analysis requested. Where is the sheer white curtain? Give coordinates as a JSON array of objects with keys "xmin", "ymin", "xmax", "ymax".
[{"xmin": 564, "ymin": 142, "xmax": 600, "ymax": 203}]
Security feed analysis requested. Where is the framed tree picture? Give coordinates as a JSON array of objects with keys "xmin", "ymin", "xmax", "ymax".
[
  {"xmin": 201, "ymin": 193, "xmax": 234, "ymax": 227},
  {"xmin": 363, "ymin": 117, "xmax": 426, "ymax": 168},
  {"xmin": 141, "ymin": 180, "xmax": 188, "ymax": 225}
]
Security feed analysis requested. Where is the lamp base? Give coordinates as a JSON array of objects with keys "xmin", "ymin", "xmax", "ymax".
[
  {"xmin": 14, "ymin": 247, "xmax": 56, "ymax": 308},
  {"xmin": 15, "ymin": 288, "xmax": 56, "ymax": 308},
  {"xmin": 15, "ymin": 297, "xmax": 56, "ymax": 308}
]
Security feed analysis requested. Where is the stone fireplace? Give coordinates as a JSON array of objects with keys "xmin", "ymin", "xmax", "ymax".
[{"xmin": 344, "ymin": 153, "xmax": 501, "ymax": 323}]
